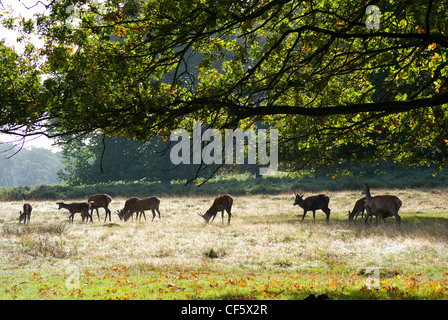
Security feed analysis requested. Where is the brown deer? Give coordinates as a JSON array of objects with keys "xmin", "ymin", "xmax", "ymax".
[
  {"xmin": 348, "ymin": 197, "xmax": 366, "ymax": 221},
  {"xmin": 293, "ymin": 192, "xmax": 331, "ymax": 222},
  {"xmin": 117, "ymin": 197, "xmax": 161, "ymax": 222},
  {"xmin": 115, "ymin": 197, "xmax": 139, "ymax": 221},
  {"xmin": 57, "ymin": 202, "xmax": 91, "ymax": 223},
  {"xmin": 197, "ymin": 194, "xmax": 233, "ymax": 226},
  {"xmin": 361, "ymin": 183, "xmax": 402, "ymax": 225},
  {"xmin": 19, "ymin": 203, "xmax": 32, "ymax": 224},
  {"xmin": 88, "ymin": 194, "xmax": 112, "ymax": 222}
]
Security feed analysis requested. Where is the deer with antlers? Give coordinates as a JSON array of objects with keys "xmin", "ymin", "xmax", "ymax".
[
  {"xmin": 197, "ymin": 194, "xmax": 233, "ymax": 226},
  {"xmin": 293, "ymin": 191, "xmax": 331, "ymax": 222}
]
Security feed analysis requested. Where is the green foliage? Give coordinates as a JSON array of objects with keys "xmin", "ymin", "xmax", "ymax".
[{"xmin": 1, "ymin": 0, "xmax": 448, "ymax": 174}]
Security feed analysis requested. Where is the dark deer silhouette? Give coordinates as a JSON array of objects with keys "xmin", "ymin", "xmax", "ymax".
[
  {"xmin": 348, "ymin": 197, "xmax": 366, "ymax": 221},
  {"xmin": 293, "ymin": 192, "xmax": 331, "ymax": 222},
  {"xmin": 19, "ymin": 203, "xmax": 32, "ymax": 224}
]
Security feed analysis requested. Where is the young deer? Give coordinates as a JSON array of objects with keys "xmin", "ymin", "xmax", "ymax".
[
  {"xmin": 293, "ymin": 192, "xmax": 331, "ymax": 222},
  {"xmin": 57, "ymin": 202, "xmax": 91, "ymax": 223},
  {"xmin": 88, "ymin": 194, "xmax": 112, "ymax": 222},
  {"xmin": 197, "ymin": 194, "xmax": 234, "ymax": 226},
  {"xmin": 362, "ymin": 183, "xmax": 402, "ymax": 225},
  {"xmin": 19, "ymin": 203, "xmax": 32, "ymax": 224},
  {"xmin": 348, "ymin": 197, "xmax": 366, "ymax": 221}
]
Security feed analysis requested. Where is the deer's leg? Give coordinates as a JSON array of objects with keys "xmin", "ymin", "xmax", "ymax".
[
  {"xmin": 104, "ymin": 208, "xmax": 111, "ymax": 222},
  {"xmin": 394, "ymin": 213, "xmax": 401, "ymax": 225},
  {"xmin": 364, "ymin": 211, "xmax": 371, "ymax": 225},
  {"xmin": 312, "ymin": 210, "xmax": 316, "ymax": 220},
  {"xmin": 151, "ymin": 209, "xmax": 156, "ymax": 221},
  {"xmin": 156, "ymin": 208, "xmax": 161, "ymax": 219},
  {"xmin": 221, "ymin": 210, "xmax": 225, "ymax": 224},
  {"xmin": 227, "ymin": 210, "xmax": 231, "ymax": 226},
  {"xmin": 325, "ymin": 208, "xmax": 330, "ymax": 222},
  {"xmin": 301, "ymin": 210, "xmax": 308, "ymax": 222}
]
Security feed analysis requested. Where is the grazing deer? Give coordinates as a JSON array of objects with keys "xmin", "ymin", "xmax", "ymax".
[
  {"xmin": 19, "ymin": 203, "xmax": 32, "ymax": 224},
  {"xmin": 57, "ymin": 202, "xmax": 91, "ymax": 223},
  {"xmin": 116, "ymin": 197, "xmax": 139, "ymax": 221},
  {"xmin": 348, "ymin": 197, "xmax": 366, "ymax": 221},
  {"xmin": 361, "ymin": 183, "xmax": 402, "ymax": 225},
  {"xmin": 197, "ymin": 194, "xmax": 233, "ymax": 226},
  {"xmin": 88, "ymin": 194, "xmax": 112, "ymax": 222},
  {"xmin": 293, "ymin": 192, "xmax": 331, "ymax": 222},
  {"xmin": 116, "ymin": 197, "xmax": 161, "ymax": 222}
]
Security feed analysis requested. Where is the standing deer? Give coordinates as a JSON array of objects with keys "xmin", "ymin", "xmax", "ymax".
[
  {"xmin": 88, "ymin": 194, "xmax": 112, "ymax": 222},
  {"xmin": 197, "ymin": 194, "xmax": 233, "ymax": 226},
  {"xmin": 116, "ymin": 197, "xmax": 161, "ymax": 222},
  {"xmin": 19, "ymin": 203, "xmax": 32, "ymax": 224},
  {"xmin": 361, "ymin": 183, "xmax": 402, "ymax": 225},
  {"xmin": 348, "ymin": 197, "xmax": 366, "ymax": 221},
  {"xmin": 293, "ymin": 192, "xmax": 331, "ymax": 222},
  {"xmin": 57, "ymin": 202, "xmax": 91, "ymax": 223}
]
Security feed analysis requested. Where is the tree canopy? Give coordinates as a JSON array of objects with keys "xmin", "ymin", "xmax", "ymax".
[{"xmin": 1, "ymin": 0, "xmax": 448, "ymax": 171}]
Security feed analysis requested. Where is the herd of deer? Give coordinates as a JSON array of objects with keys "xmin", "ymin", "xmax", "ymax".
[{"xmin": 15, "ymin": 184, "xmax": 402, "ymax": 226}]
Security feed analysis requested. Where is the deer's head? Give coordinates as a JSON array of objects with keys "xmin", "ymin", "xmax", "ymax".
[
  {"xmin": 197, "ymin": 210, "xmax": 213, "ymax": 223},
  {"xmin": 293, "ymin": 192, "xmax": 305, "ymax": 206},
  {"xmin": 361, "ymin": 183, "xmax": 370, "ymax": 195},
  {"xmin": 115, "ymin": 210, "xmax": 126, "ymax": 221}
]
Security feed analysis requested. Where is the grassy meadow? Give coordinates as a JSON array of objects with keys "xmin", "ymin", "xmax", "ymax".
[{"xmin": 1, "ymin": 189, "xmax": 448, "ymax": 300}]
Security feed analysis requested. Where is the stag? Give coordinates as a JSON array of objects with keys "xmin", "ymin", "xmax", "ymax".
[
  {"xmin": 293, "ymin": 192, "xmax": 331, "ymax": 222},
  {"xmin": 116, "ymin": 197, "xmax": 161, "ymax": 222},
  {"xmin": 362, "ymin": 183, "xmax": 402, "ymax": 225},
  {"xmin": 88, "ymin": 194, "xmax": 112, "ymax": 222},
  {"xmin": 197, "ymin": 194, "xmax": 233, "ymax": 226},
  {"xmin": 19, "ymin": 203, "xmax": 32, "ymax": 224},
  {"xmin": 57, "ymin": 202, "xmax": 91, "ymax": 223},
  {"xmin": 116, "ymin": 197, "xmax": 139, "ymax": 221},
  {"xmin": 348, "ymin": 197, "xmax": 366, "ymax": 221}
]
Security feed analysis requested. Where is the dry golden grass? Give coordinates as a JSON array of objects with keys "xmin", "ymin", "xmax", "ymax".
[{"xmin": 1, "ymin": 189, "xmax": 448, "ymax": 299}]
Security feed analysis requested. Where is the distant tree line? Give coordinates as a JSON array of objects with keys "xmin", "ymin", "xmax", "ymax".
[
  {"xmin": 0, "ymin": 144, "xmax": 64, "ymax": 187},
  {"xmin": 56, "ymin": 133, "xmax": 262, "ymax": 186}
]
